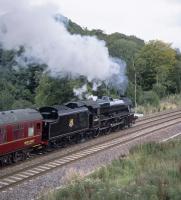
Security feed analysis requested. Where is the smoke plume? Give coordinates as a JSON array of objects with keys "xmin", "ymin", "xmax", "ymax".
[
  {"xmin": 0, "ymin": 0, "xmax": 127, "ymax": 91},
  {"xmin": 108, "ymin": 58, "xmax": 128, "ymax": 94},
  {"xmin": 73, "ymin": 84, "xmax": 87, "ymax": 100}
]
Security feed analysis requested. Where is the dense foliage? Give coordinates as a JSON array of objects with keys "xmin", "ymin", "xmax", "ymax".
[{"xmin": 0, "ymin": 19, "xmax": 181, "ymax": 110}]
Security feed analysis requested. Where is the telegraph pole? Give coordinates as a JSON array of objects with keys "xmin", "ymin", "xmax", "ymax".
[{"xmin": 133, "ymin": 58, "xmax": 137, "ymax": 112}]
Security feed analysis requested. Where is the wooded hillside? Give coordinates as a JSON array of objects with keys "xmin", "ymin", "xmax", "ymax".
[{"xmin": 0, "ymin": 19, "xmax": 181, "ymax": 111}]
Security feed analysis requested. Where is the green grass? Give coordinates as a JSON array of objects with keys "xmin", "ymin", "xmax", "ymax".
[
  {"xmin": 41, "ymin": 140, "xmax": 181, "ymax": 200},
  {"xmin": 137, "ymin": 94, "xmax": 181, "ymax": 115}
]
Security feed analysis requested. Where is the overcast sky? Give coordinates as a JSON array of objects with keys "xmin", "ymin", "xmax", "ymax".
[{"xmin": 36, "ymin": 0, "xmax": 181, "ymax": 49}]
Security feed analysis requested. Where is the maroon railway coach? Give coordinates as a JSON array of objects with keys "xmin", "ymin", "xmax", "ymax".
[{"xmin": 0, "ymin": 109, "xmax": 43, "ymax": 164}]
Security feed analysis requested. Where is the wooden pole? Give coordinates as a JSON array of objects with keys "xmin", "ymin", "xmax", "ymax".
[{"xmin": 133, "ymin": 58, "xmax": 137, "ymax": 111}]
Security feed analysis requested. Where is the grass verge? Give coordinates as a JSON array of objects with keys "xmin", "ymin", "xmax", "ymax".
[
  {"xmin": 137, "ymin": 94, "xmax": 181, "ymax": 114},
  {"xmin": 41, "ymin": 140, "xmax": 181, "ymax": 200}
]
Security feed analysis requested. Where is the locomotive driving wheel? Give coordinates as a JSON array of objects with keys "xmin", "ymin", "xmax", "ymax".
[{"xmin": 104, "ymin": 127, "xmax": 111, "ymax": 135}]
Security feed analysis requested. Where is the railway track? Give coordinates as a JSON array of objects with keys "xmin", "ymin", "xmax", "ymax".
[
  {"xmin": 0, "ymin": 109, "xmax": 181, "ymax": 192},
  {"xmin": 2, "ymin": 108, "xmax": 181, "ymax": 170},
  {"xmin": 1, "ymin": 108, "xmax": 181, "ymax": 177},
  {"xmin": 136, "ymin": 107, "xmax": 181, "ymax": 122}
]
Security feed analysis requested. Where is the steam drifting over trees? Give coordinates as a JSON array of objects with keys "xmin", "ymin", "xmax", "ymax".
[{"xmin": 0, "ymin": 0, "xmax": 181, "ymax": 110}]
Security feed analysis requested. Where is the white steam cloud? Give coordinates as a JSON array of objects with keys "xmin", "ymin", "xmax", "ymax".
[
  {"xmin": 73, "ymin": 84, "xmax": 87, "ymax": 100},
  {"xmin": 73, "ymin": 84, "xmax": 98, "ymax": 101},
  {"xmin": 0, "ymin": 0, "xmax": 128, "ymax": 93}
]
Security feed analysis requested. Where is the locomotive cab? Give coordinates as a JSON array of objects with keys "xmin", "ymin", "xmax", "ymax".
[{"xmin": 66, "ymin": 100, "xmax": 100, "ymax": 129}]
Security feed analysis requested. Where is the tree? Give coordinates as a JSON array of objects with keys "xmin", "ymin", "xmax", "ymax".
[
  {"xmin": 35, "ymin": 74, "xmax": 74, "ymax": 106},
  {"xmin": 135, "ymin": 40, "xmax": 176, "ymax": 92},
  {"xmin": 0, "ymin": 79, "xmax": 15, "ymax": 110},
  {"xmin": 12, "ymin": 100, "xmax": 33, "ymax": 109}
]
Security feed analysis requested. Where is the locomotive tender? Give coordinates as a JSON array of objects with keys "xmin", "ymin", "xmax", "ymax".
[{"xmin": 0, "ymin": 96, "xmax": 136, "ymax": 165}]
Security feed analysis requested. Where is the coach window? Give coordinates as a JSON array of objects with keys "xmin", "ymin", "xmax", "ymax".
[
  {"xmin": 0, "ymin": 128, "xmax": 7, "ymax": 144},
  {"xmin": 28, "ymin": 123, "xmax": 34, "ymax": 137},
  {"xmin": 13, "ymin": 124, "xmax": 24, "ymax": 140},
  {"xmin": 37, "ymin": 123, "xmax": 41, "ymax": 130},
  {"xmin": 35, "ymin": 123, "xmax": 41, "ymax": 135}
]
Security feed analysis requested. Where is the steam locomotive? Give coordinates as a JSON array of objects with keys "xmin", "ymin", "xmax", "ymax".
[{"xmin": 0, "ymin": 96, "xmax": 136, "ymax": 165}]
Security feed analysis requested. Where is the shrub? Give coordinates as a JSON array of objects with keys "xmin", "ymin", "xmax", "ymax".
[
  {"xmin": 11, "ymin": 99, "xmax": 33, "ymax": 109},
  {"xmin": 153, "ymin": 83, "xmax": 166, "ymax": 98},
  {"xmin": 141, "ymin": 91, "xmax": 160, "ymax": 107}
]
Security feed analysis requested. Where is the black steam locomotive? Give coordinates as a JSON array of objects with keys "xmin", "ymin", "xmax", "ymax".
[
  {"xmin": 39, "ymin": 96, "xmax": 136, "ymax": 147},
  {"xmin": 0, "ymin": 96, "xmax": 136, "ymax": 164}
]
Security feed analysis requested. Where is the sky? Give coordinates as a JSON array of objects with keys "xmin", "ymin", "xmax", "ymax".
[{"xmin": 33, "ymin": 0, "xmax": 181, "ymax": 50}]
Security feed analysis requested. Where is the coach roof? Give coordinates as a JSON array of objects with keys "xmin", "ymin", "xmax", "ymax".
[{"xmin": 0, "ymin": 109, "xmax": 42, "ymax": 126}]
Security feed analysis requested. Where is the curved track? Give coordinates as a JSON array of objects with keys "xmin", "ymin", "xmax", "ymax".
[{"xmin": 0, "ymin": 109, "xmax": 181, "ymax": 191}]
